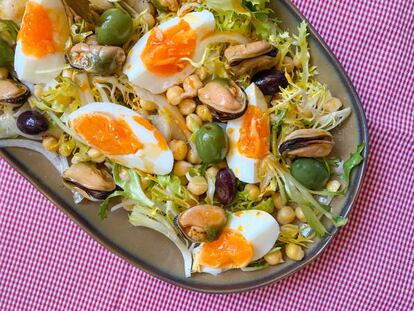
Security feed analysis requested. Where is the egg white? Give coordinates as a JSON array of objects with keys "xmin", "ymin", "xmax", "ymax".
[
  {"xmin": 123, "ymin": 10, "xmax": 215, "ymax": 94},
  {"xmin": 226, "ymin": 83, "xmax": 270, "ymax": 184},
  {"xmin": 192, "ymin": 210, "xmax": 280, "ymax": 275},
  {"xmin": 68, "ymin": 102, "xmax": 174, "ymax": 175},
  {"xmin": 14, "ymin": 0, "xmax": 69, "ymax": 84}
]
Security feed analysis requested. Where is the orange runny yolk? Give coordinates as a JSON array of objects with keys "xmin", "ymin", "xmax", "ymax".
[
  {"xmin": 199, "ymin": 229, "xmax": 253, "ymax": 269},
  {"xmin": 133, "ymin": 116, "xmax": 168, "ymax": 150},
  {"xmin": 73, "ymin": 114, "xmax": 143, "ymax": 156},
  {"xmin": 237, "ymin": 106, "xmax": 270, "ymax": 159},
  {"xmin": 18, "ymin": 2, "xmax": 67, "ymax": 57},
  {"xmin": 141, "ymin": 20, "xmax": 196, "ymax": 75}
]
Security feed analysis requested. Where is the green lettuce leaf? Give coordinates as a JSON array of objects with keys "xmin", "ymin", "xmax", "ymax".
[
  {"xmin": 99, "ymin": 164, "xmax": 154, "ymax": 219},
  {"xmin": 343, "ymin": 143, "xmax": 365, "ymax": 187}
]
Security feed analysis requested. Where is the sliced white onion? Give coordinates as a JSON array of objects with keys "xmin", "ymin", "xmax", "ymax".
[{"xmin": 0, "ymin": 139, "xmax": 69, "ymax": 174}]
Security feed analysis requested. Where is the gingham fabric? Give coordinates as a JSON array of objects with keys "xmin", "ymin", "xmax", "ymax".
[{"xmin": 1, "ymin": 1, "xmax": 413, "ymax": 310}]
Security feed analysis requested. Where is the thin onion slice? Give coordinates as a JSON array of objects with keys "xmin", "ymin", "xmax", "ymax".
[{"xmin": 0, "ymin": 139, "xmax": 69, "ymax": 174}]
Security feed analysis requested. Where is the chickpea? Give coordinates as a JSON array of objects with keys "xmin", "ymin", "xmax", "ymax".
[
  {"xmin": 283, "ymin": 56, "xmax": 295, "ymax": 73},
  {"xmin": 71, "ymin": 154, "xmax": 89, "ymax": 164},
  {"xmin": 173, "ymin": 161, "xmax": 192, "ymax": 177},
  {"xmin": 183, "ymin": 74, "xmax": 203, "ymax": 97},
  {"xmin": 186, "ymin": 114, "xmax": 202, "ymax": 133},
  {"xmin": 245, "ymin": 184, "xmax": 260, "ymax": 201},
  {"xmin": 179, "ymin": 98, "xmax": 196, "ymax": 115},
  {"xmin": 205, "ymin": 166, "xmax": 218, "ymax": 179},
  {"xmin": 293, "ymin": 55, "xmax": 301, "ymax": 68},
  {"xmin": 58, "ymin": 137, "xmax": 76, "ymax": 157},
  {"xmin": 187, "ymin": 148, "xmax": 202, "ymax": 164},
  {"xmin": 168, "ymin": 139, "xmax": 188, "ymax": 161},
  {"xmin": 325, "ymin": 97, "xmax": 342, "ymax": 113},
  {"xmin": 272, "ymin": 192, "xmax": 283, "ymax": 210},
  {"xmin": 42, "ymin": 136, "xmax": 59, "ymax": 153},
  {"xmin": 0, "ymin": 67, "xmax": 8, "ymax": 79},
  {"xmin": 141, "ymin": 12, "xmax": 155, "ymax": 28},
  {"xmin": 264, "ymin": 249, "xmax": 284, "ymax": 265},
  {"xmin": 195, "ymin": 66, "xmax": 209, "ymax": 81},
  {"xmin": 187, "ymin": 176, "xmax": 208, "ymax": 195},
  {"xmin": 295, "ymin": 207, "xmax": 306, "ymax": 222},
  {"xmin": 196, "ymin": 104, "xmax": 213, "ymax": 122},
  {"xmin": 327, "ymin": 179, "xmax": 341, "ymax": 192},
  {"xmin": 285, "ymin": 243, "xmax": 305, "ymax": 261},
  {"xmin": 34, "ymin": 84, "xmax": 44, "ymax": 98},
  {"xmin": 216, "ymin": 161, "xmax": 228, "ymax": 169},
  {"xmin": 276, "ymin": 206, "xmax": 296, "ymax": 225},
  {"xmin": 140, "ymin": 99, "xmax": 157, "ymax": 112},
  {"xmin": 166, "ymin": 85, "xmax": 184, "ymax": 106},
  {"xmin": 87, "ymin": 148, "xmax": 106, "ymax": 163}
]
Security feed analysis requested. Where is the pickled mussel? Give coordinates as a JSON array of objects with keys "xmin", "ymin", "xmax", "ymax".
[
  {"xmin": 279, "ymin": 129, "xmax": 334, "ymax": 158},
  {"xmin": 198, "ymin": 78, "xmax": 247, "ymax": 121},
  {"xmin": 224, "ymin": 40, "xmax": 278, "ymax": 76},
  {"xmin": 68, "ymin": 43, "xmax": 126, "ymax": 75},
  {"xmin": 174, "ymin": 204, "xmax": 227, "ymax": 243},
  {"xmin": 62, "ymin": 162, "xmax": 116, "ymax": 202},
  {"xmin": 0, "ymin": 79, "xmax": 31, "ymax": 106}
]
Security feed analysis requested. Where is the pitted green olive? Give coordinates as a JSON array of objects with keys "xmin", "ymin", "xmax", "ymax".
[
  {"xmin": 195, "ymin": 123, "xmax": 228, "ymax": 164},
  {"xmin": 95, "ymin": 8, "xmax": 133, "ymax": 46},
  {"xmin": 291, "ymin": 158, "xmax": 329, "ymax": 190}
]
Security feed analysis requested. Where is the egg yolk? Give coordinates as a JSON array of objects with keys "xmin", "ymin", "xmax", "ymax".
[
  {"xmin": 18, "ymin": 2, "xmax": 67, "ymax": 57},
  {"xmin": 237, "ymin": 106, "xmax": 270, "ymax": 159},
  {"xmin": 133, "ymin": 116, "xmax": 168, "ymax": 150},
  {"xmin": 73, "ymin": 114, "xmax": 143, "ymax": 156},
  {"xmin": 141, "ymin": 20, "xmax": 197, "ymax": 75},
  {"xmin": 199, "ymin": 229, "xmax": 253, "ymax": 269}
]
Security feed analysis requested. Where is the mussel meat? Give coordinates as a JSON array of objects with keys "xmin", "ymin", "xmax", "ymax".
[
  {"xmin": 62, "ymin": 162, "xmax": 116, "ymax": 202},
  {"xmin": 174, "ymin": 205, "xmax": 227, "ymax": 243},
  {"xmin": 198, "ymin": 78, "xmax": 247, "ymax": 121},
  {"xmin": 0, "ymin": 79, "xmax": 31, "ymax": 105},
  {"xmin": 279, "ymin": 129, "xmax": 334, "ymax": 158},
  {"xmin": 225, "ymin": 40, "xmax": 278, "ymax": 76},
  {"xmin": 67, "ymin": 43, "xmax": 126, "ymax": 75}
]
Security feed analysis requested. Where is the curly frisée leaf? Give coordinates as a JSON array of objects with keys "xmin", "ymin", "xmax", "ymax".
[{"xmin": 99, "ymin": 164, "xmax": 154, "ymax": 219}]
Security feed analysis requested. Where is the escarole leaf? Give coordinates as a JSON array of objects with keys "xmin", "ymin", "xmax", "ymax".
[
  {"xmin": 342, "ymin": 143, "xmax": 365, "ymax": 188},
  {"xmin": 129, "ymin": 205, "xmax": 193, "ymax": 278},
  {"xmin": 205, "ymin": 0, "xmax": 250, "ymax": 14},
  {"xmin": 99, "ymin": 164, "xmax": 154, "ymax": 219}
]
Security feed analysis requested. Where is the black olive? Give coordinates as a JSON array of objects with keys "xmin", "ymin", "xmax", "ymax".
[
  {"xmin": 215, "ymin": 168, "xmax": 237, "ymax": 205},
  {"xmin": 252, "ymin": 69, "xmax": 288, "ymax": 95},
  {"xmin": 17, "ymin": 111, "xmax": 48, "ymax": 135}
]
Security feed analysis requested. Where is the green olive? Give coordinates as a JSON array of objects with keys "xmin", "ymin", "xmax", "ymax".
[
  {"xmin": 0, "ymin": 38, "xmax": 13, "ymax": 67},
  {"xmin": 95, "ymin": 8, "xmax": 133, "ymax": 46},
  {"xmin": 291, "ymin": 158, "xmax": 329, "ymax": 190},
  {"xmin": 195, "ymin": 123, "xmax": 228, "ymax": 164}
]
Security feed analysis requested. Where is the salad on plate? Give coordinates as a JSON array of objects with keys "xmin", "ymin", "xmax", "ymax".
[{"xmin": 0, "ymin": 0, "xmax": 365, "ymax": 277}]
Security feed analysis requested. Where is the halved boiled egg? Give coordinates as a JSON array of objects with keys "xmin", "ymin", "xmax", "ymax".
[
  {"xmin": 68, "ymin": 103, "xmax": 174, "ymax": 175},
  {"xmin": 124, "ymin": 10, "xmax": 215, "ymax": 94},
  {"xmin": 226, "ymin": 83, "xmax": 270, "ymax": 183},
  {"xmin": 14, "ymin": 0, "xmax": 69, "ymax": 84},
  {"xmin": 192, "ymin": 210, "xmax": 280, "ymax": 275}
]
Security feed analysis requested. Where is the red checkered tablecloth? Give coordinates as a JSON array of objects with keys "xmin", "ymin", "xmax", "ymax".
[{"xmin": 1, "ymin": 1, "xmax": 413, "ymax": 310}]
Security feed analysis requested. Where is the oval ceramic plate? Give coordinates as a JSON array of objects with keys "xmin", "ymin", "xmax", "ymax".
[{"xmin": 1, "ymin": 0, "xmax": 368, "ymax": 293}]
